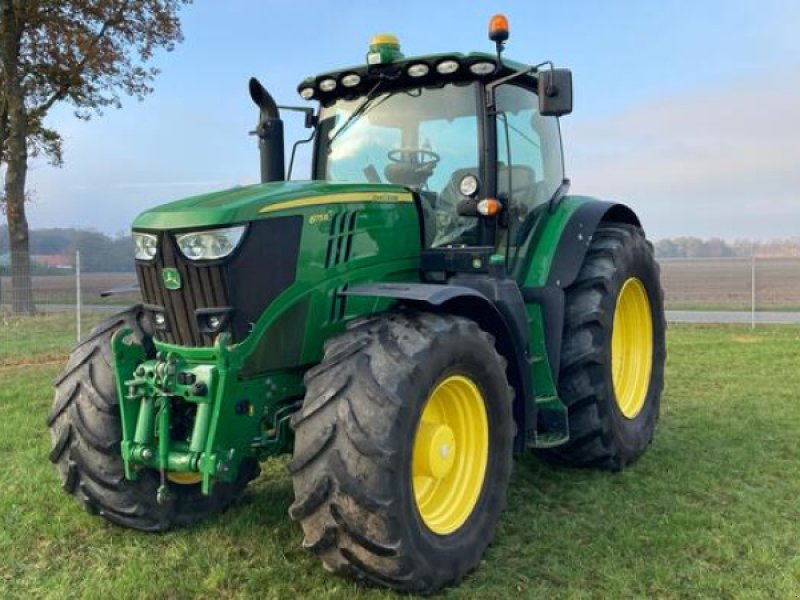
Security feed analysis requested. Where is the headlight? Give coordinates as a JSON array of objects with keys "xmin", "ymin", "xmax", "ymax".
[
  {"xmin": 175, "ymin": 225, "xmax": 246, "ymax": 261},
  {"xmin": 459, "ymin": 174, "xmax": 479, "ymax": 197},
  {"xmin": 133, "ymin": 232, "xmax": 157, "ymax": 260}
]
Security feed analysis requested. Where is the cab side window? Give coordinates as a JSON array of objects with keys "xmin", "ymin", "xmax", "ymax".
[{"xmin": 495, "ymin": 84, "xmax": 564, "ymax": 245}]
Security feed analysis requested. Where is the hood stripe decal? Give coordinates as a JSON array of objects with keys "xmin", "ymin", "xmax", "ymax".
[{"xmin": 259, "ymin": 191, "xmax": 412, "ymax": 214}]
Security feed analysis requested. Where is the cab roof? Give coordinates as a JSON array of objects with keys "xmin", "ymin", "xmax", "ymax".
[{"xmin": 297, "ymin": 52, "xmax": 537, "ymax": 106}]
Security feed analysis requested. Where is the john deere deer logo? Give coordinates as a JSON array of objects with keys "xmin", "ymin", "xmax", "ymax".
[{"xmin": 162, "ymin": 268, "xmax": 181, "ymax": 290}]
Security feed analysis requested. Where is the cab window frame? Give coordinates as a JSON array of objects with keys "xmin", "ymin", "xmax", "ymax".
[
  {"xmin": 489, "ymin": 80, "xmax": 566, "ymax": 254},
  {"xmin": 311, "ymin": 81, "xmax": 492, "ymax": 249}
]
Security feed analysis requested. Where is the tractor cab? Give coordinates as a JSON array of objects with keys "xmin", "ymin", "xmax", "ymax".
[{"xmin": 294, "ymin": 34, "xmax": 571, "ymax": 263}]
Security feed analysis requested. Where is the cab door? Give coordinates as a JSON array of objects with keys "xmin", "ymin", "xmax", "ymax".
[{"xmin": 492, "ymin": 83, "xmax": 565, "ymax": 275}]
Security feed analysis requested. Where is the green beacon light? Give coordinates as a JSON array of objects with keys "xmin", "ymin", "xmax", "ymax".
[{"xmin": 367, "ymin": 33, "xmax": 404, "ymax": 65}]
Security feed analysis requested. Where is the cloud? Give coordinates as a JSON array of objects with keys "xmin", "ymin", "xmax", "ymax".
[{"xmin": 563, "ymin": 67, "xmax": 800, "ymax": 240}]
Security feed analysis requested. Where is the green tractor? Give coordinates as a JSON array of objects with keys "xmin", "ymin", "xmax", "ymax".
[{"xmin": 49, "ymin": 15, "xmax": 665, "ymax": 594}]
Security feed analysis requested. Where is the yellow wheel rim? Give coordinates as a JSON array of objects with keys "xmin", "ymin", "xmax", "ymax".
[
  {"xmin": 166, "ymin": 471, "xmax": 202, "ymax": 485},
  {"xmin": 412, "ymin": 375, "xmax": 489, "ymax": 535},
  {"xmin": 153, "ymin": 437, "xmax": 202, "ymax": 484},
  {"xmin": 611, "ymin": 277, "xmax": 654, "ymax": 419}
]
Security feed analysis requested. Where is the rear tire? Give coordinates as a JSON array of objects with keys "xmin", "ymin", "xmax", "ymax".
[
  {"xmin": 289, "ymin": 312, "xmax": 514, "ymax": 593},
  {"xmin": 536, "ymin": 223, "xmax": 666, "ymax": 469},
  {"xmin": 47, "ymin": 306, "xmax": 258, "ymax": 531}
]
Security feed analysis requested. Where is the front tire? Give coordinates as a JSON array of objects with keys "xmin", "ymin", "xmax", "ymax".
[
  {"xmin": 47, "ymin": 306, "xmax": 258, "ymax": 531},
  {"xmin": 536, "ymin": 223, "xmax": 666, "ymax": 469},
  {"xmin": 289, "ymin": 312, "xmax": 514, "ymax": 593}
]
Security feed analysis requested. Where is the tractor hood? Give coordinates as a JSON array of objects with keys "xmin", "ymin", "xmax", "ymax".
[{"xmin": 132, "ymin": 181, "xmax": 411, "ymax": 231}]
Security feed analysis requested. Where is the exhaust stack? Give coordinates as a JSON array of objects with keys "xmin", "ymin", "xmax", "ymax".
[{"xmin": 249, "ymin": 77, "xmax": 285, "ymax": 183}]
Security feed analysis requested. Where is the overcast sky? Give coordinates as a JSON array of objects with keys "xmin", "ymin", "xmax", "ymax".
[{"xmin": 23, "ymin": 0, "xmax": 800, "ymax": 240}]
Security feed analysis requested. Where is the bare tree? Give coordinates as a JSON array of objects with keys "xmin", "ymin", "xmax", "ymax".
[{"xmin": 0, "ymin": 0, "xmax": 190, "ymax": 313}]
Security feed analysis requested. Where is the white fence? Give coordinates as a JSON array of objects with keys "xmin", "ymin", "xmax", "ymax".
[
  {"xmin": 2, "ymin": 254, "xmax": 800, "ymax": 339},
  {"xmin": 659, "ymin": 256, "xmax": 800, "ymax": 307},
  {"xmin": 0, "ymin": 250, "xmax": 139, "ymax": 340}
]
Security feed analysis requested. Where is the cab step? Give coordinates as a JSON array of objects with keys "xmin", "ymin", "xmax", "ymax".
[{"xmin": 529, "ymin": 396, "xmax": 569, "ymax": 448}]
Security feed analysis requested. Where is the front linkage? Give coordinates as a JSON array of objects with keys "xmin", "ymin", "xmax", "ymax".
[{"xmin": 111, "ymin": 329, "xmax": 301, "ymax": 501}]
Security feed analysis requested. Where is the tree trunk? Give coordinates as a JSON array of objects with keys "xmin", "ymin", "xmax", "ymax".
[
  {"xmin": 1, "ymin": 1, "xmax": 35, "ymax": 314},
  {"xmin": 6, "ymin": 160, "xmax": 33, "ymax": 314},
  {"xmin": 4, "ymin": 73, "xmax": 33, "ymax": 314},
  {"xmin": 0, "ymin": 105, "xmax": 6, "ymax": 308}
]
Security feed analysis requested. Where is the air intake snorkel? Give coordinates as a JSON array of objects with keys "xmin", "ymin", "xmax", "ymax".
[{"xmin": 249, "ymin": 77, "xmax": 285, "ymax": 183}]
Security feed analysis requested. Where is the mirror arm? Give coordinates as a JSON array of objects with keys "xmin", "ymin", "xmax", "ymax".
[
  {"xmin": 485, "ymin": 67, "xmax": 535, "ymax": 108},
  {"xmin": 287, "ymin": 129, "xmax": 316, "ymax": 180},
  {"xmin": 484, "ymin": 60, "xmax": 560, "ymax": 108},
  {"xmin": 531, "ymin": 61, "xmax": 559, "ymax": 97},
  {"xmin": 277, "ymin": 104, "xmax": 317, "ymax": 128}
]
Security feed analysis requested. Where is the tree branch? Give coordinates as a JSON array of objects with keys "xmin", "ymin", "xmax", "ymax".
[{"xmin": 31, "ymin": 0, "xmax": 133, "ymax": 118}]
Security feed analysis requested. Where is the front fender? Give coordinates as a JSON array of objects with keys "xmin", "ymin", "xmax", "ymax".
[{"xmin": 343, "ymin": 282, "xmax": 533, "ymax": 454}]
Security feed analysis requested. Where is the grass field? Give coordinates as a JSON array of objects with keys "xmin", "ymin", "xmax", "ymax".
[
  {"xmin": 1, "ymin": 316, "xmax": 800, "ymax": 598},
  {"xmin": 660, "ymin": 257, "xmax": 800, "ymax": 311}
]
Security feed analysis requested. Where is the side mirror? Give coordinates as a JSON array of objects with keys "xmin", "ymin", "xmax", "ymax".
[{"xmin": 538, "ymin": 68, "xmax": 573, "ymax": 117}]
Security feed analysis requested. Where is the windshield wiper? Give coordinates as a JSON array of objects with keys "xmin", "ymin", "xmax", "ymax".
[{"xmin": 326, "ymin": 80, "xmax": 389, "ymax": 150}]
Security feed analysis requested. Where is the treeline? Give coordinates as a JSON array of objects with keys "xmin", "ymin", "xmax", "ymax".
[
  {"xmin": 3, "ymin": 227, "xmax": 799, "ymax": 271},
  {"xmin": 0, "ymin": 226, "xmax": 134, "ymax": 272},
  {"xmin": 655, "ymin": 237, "xmax": 800, "ymax": 259}
]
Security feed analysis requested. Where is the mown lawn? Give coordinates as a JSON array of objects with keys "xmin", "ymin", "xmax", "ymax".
[
  {"xmin": 0, "ymin": 312, "xmax": 105, "ymax": 365},
  {"xmin": 1, "ymin": 315, "xmax": 799, "ymax": 599}
]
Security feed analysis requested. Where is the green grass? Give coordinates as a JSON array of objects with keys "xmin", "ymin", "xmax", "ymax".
[
  {"xmin": 0, "ymin": 313, "xmax": 105, "ymax": 364},
  {"xmin": 2, "ymin": 317, "xmax": 800, "ymax": 598}
]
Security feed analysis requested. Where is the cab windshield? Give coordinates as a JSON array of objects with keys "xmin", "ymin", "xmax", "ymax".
[{"xmin": 315, "ymin": 83, "xmax": 480, "ymax": 247}]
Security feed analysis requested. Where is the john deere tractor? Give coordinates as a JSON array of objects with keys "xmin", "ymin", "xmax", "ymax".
[{"xmin": 49, "ymin": 16, "xmax": 665, "ymax": 593}]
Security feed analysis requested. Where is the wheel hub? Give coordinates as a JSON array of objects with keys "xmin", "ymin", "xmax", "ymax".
[
  {"xmin": 611, "ymin": 277, "xmax": 654, "ymax": 419},
  {"xmin": 413, "ymin": 421, "xmax": 456, "ymax": 479},
  {"xmin": 412, "ymin": 375, "xmax": 488, "ymax": 535}
]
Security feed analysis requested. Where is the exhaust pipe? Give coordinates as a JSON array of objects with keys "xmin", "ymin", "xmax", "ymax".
[{"xmin": 249, "ymin": 77, "xmax": 285, "ymax": 183}]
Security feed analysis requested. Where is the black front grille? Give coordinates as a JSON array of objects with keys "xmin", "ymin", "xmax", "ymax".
[
  {"xmin": 136, "ymin": 217, "xmax": 303, "ymax": 347},
  {"xmin": 137, "ymin": 235, "xmax": 229, "ymax": 346}
]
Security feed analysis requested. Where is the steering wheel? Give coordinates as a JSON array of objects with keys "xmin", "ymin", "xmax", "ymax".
[{"xmin": 387, "ymin": 148, "xmax": 441, "ymax": 169}]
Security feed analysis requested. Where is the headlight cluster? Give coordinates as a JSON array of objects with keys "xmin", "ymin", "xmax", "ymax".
[
  {"xmin": 298, "ymin": 57, "xmax": 499, "ymax": 101},
  {"xmin": 133, "ymin": 225, "xmax": 247, "ymax": 262},
  {"xmin": 133, "ymin": 232, "xmax": 157, "ymax": 261},
  {"xmin": 176, "ymin": 225, "xmax": 246, "ymax": 261}
]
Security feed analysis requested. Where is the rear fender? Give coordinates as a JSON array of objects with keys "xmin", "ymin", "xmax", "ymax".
[{"xmin": 523, "ymin": 198, "xmax": 641, "ymax": 381}]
